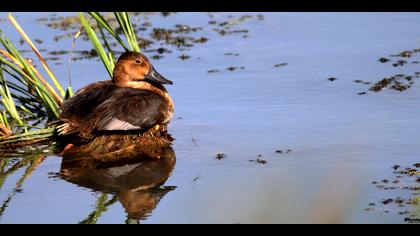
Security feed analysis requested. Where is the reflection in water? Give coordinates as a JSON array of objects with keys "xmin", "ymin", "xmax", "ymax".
[
  {"xmin": 0, "ymin": 153, "xmax": 46, "ymax": 222},
  {"xmin": 59, "ymin": 142, "xmax": 176, "ymax": 223}
]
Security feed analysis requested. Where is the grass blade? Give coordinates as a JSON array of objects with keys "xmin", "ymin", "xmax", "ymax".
[
  {"xmin": 0, "ymin": 49, "xmax": 61, "ymax": 119},
  {"xmin": 8, "ymin": 13, "xmax": 65, "ymax": 98},
  {"xmin": 114, "ymin": 12, "xmax": 140, "ymax": 52},
  {"xmin": 0, "ymin": 31, "xmax": 61, "ymax": 117},
  {"xmin": 97, "ymin": 22, "xmax": 116, "ymax": 65},
  {"xmin": 0, "ymin": 65, "xmax": 24, "ymax": 127},
  {"xmin": 0, "ymin": 36, "xmax": 63, "ymax": 107},
  {"xmin": 88, "ymin": 12, "xmax": 129, "ymax": 52},
  {"xmin": 78, "ymin": 12, "xmax": 114, "ymax": 78}
]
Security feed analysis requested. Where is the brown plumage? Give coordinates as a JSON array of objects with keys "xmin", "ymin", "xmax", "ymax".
[{"xmin": 54, "ymin": 51, "xmax": 174, "ymax": 150}]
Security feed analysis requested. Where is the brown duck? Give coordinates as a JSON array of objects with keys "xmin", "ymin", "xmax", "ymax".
[{"xmin": 55, "ymin": 51, "xmax": 174, "ymax": 153}]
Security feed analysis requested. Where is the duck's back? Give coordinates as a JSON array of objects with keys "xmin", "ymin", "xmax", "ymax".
[{"xmin": 58, "ymin": 81, "xmax": 172, "ymax": 143}]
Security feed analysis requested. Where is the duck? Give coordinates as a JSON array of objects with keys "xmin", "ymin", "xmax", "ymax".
[{"xmin": 54, "ymin": 51, "xmax": 174, "ymax": 153}]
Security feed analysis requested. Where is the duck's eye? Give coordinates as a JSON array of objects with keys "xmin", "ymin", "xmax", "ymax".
[{"xmin": 135, "ymin": 59, "xmax": 142, "ymax": 64}]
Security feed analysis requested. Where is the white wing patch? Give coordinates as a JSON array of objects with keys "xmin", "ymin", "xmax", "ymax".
[{"xmin": 99, "ymin": 118, "xmax": 141, "ymax": 131}]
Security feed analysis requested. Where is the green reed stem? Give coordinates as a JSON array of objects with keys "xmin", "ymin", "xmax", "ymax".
[
  {"xmin": 78, "ymin": 12, "xmax": 114, "ymax": 78},
  {"xmin": 114, "ymin": 12, "xmax": 140, "ymax": 52},
  {"xmin": 88, "ymin": 12, "xmax": 130, "ymax": 52}
]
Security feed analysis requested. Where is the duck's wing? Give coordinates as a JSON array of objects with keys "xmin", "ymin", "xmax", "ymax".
[
  {"xmin": 61, "ymin": 81, "xmax": 116, "ymax": 118},
  {"xmin": 57, "ymin": 81, "xmax": 117, "ymax": 136},
  {"xmin": 92, "ymin": 88, "xmax": 169, "ymax": 132}
]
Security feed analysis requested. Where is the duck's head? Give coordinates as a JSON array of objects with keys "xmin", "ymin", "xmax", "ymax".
[{"xmin": 112, "ymin": 51, "xmax": 172, "ymax": 87}]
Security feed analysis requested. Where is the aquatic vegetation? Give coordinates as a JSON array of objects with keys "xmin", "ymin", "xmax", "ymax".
[
  {"xmin": 390, "ymin": 49, "xmax": 420, "ymax": 58},
  {"xmin": 367, "ymin": 163, "xmax": 420, "ymax": 218},
  {"xmin": 369, "ymin": 73, "xmax": 419, "ymax": 92},
  {"xmin": 356, "ymin": 48, "xmax": 420, "ymax": 95},
  {"xmin": 0, "ymin": 14, "xmax": 66, "ymax": 146},
  {"xmin": 43, "ymin": 13, "xmax": 259, "ymax": 63}
]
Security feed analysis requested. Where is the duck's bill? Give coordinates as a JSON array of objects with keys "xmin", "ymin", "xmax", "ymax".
[{"xmin": 146, "ymin": 67, "xmax": 173, "ymax": 85}]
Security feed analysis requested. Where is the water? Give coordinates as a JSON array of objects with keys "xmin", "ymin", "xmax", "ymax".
[{"xmin": 0, "ymin": 12, "xmax": 419, "ymax": 224}]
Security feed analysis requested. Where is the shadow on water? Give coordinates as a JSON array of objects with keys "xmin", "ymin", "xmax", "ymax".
[{"xmin": 58, "ymin": 141, "xmax": 177, "ymax": 224}]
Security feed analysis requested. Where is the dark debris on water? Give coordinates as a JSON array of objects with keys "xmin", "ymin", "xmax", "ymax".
[
  {"xmin": 392, "ymin": 60, "xmax": 408, "ymax": 67},
  {"xmin": 207, "ymin": 69, "xmax": 220, "ymax": 73},
  {"xmin": 274, "ymin": 63, "xmax": 288, "ymax": 67},
  {"xmin": 43, "ymin": 16, "xmax": 81, "ymax": 31},
  {"xmin": 249, "ymin": 158, "xmax": 267, "ymax": 164},
  {"xmin": 364, "ymin": 48, "xmax": 420, "ymax": 95},
  {"xmin": 378, "ymin": 57, "xmax": 390, "ymax": 63},
  {"xmin": 367, "ymin": 163, "xmax": 420, "ymax": 215},
  {"xmin": 382, "ymin": 199, "xmax": 393, "ymax": 205},
  {"xmin": 353, "ymin": 80, "xmax": 371, "ymax": 85},
  {"xmin": 215, "ymin": 153, "xmax": 227, "ymax": 160},
  {"xmin": 226, "ymin": 66, "xmax": 245, "ymax": 71},
  {"xmin": 368, "ymin": 73, "xmax": 419, "ymax": 93},
  {"xmin": 178, "ymin": 54, "xmax": 191, "ymax": 60},
  {"xmin": 34, "ymin": 39, "xmax": 44, "ymax": 45},
  {"xmin": 151, "ymin": 55, "xmax": 163, "ymax": 60},
  {"xmin": 224, "ymin": 52, "xmax": 240, "ymax": 56},
  {"xmin": 390, "ymin": 49, "xmax": 420, "ymax": 58},
  {"xmin": 392, "ymin": 165, "xmax": 401, "ymax": 170},
  {"xmin": 275, "ymin": 149, "xmax": 292, "ymax": 154}
]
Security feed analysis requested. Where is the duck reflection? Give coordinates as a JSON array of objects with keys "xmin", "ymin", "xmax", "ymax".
[{"xmin": 59, "ymin": 143, "xmax": 176, "ymax": 223}]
